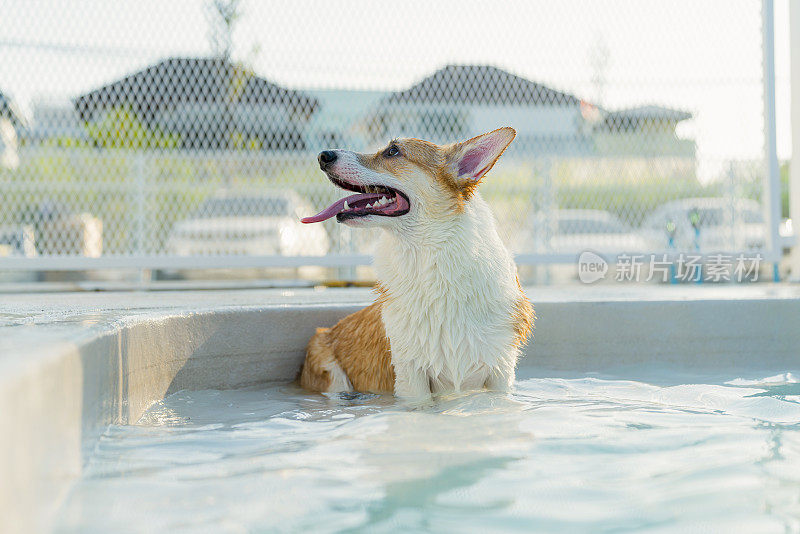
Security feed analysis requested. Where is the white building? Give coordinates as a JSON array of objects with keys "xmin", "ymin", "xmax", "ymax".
[
  {"xmin": 30, "ymin": 101, "xmax": 87, "ymax": 144},
  {"xmin": 363, "ymin": 65, "xmax": 694, "ymax": 161}
]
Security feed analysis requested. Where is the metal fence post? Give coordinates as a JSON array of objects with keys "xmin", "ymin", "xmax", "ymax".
[
  {"xmin": 791, "ymin": 0, "xmax": 800, "ymax": 282},
  {"xmin": 762, "ymin": 0, "xmax": 782, "ymax": 281},
  {"xmin": 132, "ymin": 152, "xmax": 152, "ymax": 283},
  {"xmin": 539, "ymin": 158, "xmax": 556, "ymax": 284},
  {"xmin": 133, "ymin": 152, "xmax": 146, "ymax": 255}
]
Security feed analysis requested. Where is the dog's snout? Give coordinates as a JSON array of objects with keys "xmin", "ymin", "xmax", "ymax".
[{"xmin": 318, "ymin": 150, "xmax": 337, "ymax": 169}]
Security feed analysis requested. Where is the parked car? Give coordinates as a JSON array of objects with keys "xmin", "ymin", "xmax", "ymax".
[
  {"xmin": 0, "ymin": 225, "xmax": 37, "ymax": 283},
  {"xmin": 166, "ymin": 191, "xmax": 329, "ymax": 257},
  {"xmin": 780, "ymin": 218, "xmax": 795, "ymax": 252},
  {"xmin": 640, "ymin": 198, "xmax": 782, "ymax": 252},
  {"xmin": 0, "ymin": 225, "xmax": 36, "ymax": 257},
  {"xmin": 521, "ymin": 209, "xmax": 649, "ymax": 255}
]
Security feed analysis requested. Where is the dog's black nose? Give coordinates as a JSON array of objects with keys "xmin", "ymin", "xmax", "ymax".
[{"xmin": 318, "ymin": 150, "xmax": 337, "ymax": 169}]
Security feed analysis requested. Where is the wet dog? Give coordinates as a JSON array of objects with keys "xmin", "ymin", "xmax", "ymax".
[{"xmin": 299, "ymin": 128, "xmax": 533, "ymax": 401}]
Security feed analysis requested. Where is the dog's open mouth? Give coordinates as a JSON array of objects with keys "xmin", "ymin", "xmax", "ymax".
[{"xmin": 301, "ymin": 175, "xmax": 410, "ymax": 224}]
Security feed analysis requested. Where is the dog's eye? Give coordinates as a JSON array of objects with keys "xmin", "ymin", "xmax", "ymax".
[{"xmin": 383, "ymin": 145, "xmax": 400, "ymax": 158}]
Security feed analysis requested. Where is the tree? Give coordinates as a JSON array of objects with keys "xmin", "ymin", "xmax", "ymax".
[
  {"xmin": 207, "ymin": 0, "xmax": 242, "ymax": 61},
  {"xmin": 588, "ymin": 34, "xmax": 610, "ymax": 108}
]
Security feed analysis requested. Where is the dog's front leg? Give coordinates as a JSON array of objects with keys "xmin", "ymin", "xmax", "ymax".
[{"xmin": 392, "ymin": 361, "xmax": 431, "ymax": 403}]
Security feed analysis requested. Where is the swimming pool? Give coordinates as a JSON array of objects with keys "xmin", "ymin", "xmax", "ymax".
[
  {"xmin": 4, "ymin": 286, "xmax": 800, "ymax": 532},
  {"xmin": 55, "ymin": 371, "xmax": 800, "ymax": 533}
]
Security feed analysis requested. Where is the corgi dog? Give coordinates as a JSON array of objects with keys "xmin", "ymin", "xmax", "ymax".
[{"xmin": 299, "ymin": 127, "xmax": 533, "ymax": 401}]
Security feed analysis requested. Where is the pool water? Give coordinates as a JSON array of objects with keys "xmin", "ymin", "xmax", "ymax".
[{"xmin": 56, "ymin": 373, "xmax": 800, "ymax": 533}]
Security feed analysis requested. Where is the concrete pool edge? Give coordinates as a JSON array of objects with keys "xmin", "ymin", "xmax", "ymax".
[
  {"xmin": 1, "ymin": 285, "xmax": 799, "ymax": 533},
  {"xmin": 0, "ymin": 302, "xmax": 368, "ymax": 534}
]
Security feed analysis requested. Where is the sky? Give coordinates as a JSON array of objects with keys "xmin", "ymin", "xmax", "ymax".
[{"xmin": 0, "ymin": 0, "xmax": 792, "ymax": 180}]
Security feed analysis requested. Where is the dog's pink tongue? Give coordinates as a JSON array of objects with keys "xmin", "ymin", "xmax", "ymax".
[
  {"xmin": 301, "ymin": 192, "xmax": 384, "ymax": 223},
  {"xmin": 301, "ymin": 198, "xmax": 347, "ymax": 224}
]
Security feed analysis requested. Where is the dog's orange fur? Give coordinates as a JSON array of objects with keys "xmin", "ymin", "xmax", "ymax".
[
  {"xmin": 512, "ymin": 275, "xmax": 535, "ymax": 349},
  {"xmin": 299, "ymin": 291, "xmax": 395, "ymax": 394}
]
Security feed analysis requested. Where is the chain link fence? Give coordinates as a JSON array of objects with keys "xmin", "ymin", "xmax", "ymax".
[{"xmin": 0, "ymin": 0, "xmax": 786, "ymax": 281}]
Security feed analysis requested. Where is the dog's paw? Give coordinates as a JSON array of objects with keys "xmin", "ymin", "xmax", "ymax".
[{"xmin": 337, "ymin": 391, "xmax": 379, "ymax": 402}]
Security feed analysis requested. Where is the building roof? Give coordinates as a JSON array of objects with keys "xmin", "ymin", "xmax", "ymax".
[
  {"xmin": 598, "ymin": 105, "xmax": 692, "ymax": 133},
  {"xmin": 384, "ymin": 64, "xmax": 581, "ymax": 106},
  {"xmin": 74, "ymin": 57, "xmax": 319, "ymax": 123},
  {"xmin": 604, "ymin": 105, "xmax": 692, "ymax": 123}
]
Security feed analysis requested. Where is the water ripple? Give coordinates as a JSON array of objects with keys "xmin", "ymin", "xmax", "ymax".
[{"xmin": 55, "ymin": 375, "xmax": 800, "ymax": 533}]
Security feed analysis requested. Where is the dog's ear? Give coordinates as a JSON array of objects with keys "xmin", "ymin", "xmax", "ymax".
[{"xmin": 448, "ymin": 127, "xmax": 516, "ymax": 189}]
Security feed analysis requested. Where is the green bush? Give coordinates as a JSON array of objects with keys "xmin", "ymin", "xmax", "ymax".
[{"xmin": 86, "ymin": 105, "xmax": 180, "ymax": 149}]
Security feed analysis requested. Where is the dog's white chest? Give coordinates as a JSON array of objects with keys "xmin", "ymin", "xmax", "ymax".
[
  {"xmin": 375, "ymin": 198, "xmax": 521, "ymax": 393},
  {"xmin": 382, "ymin": 291, "xmax": 512, "ymax": 392}
]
